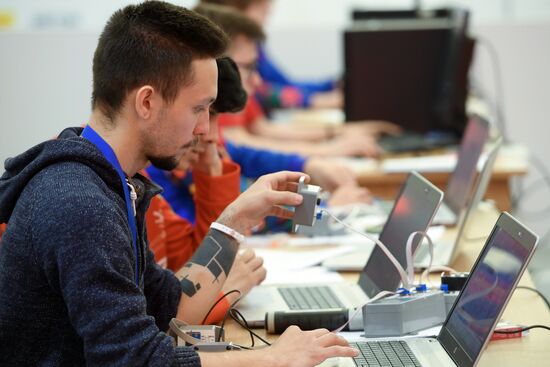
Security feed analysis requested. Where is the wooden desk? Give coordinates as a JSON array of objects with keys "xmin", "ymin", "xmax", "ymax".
[
  {"xmin": 279, "ymin": 109, "xmax": 528, "ymax": 213},
  {"xmin": 353, "ymin": 146, "xmax": 528, "ymax": 213},
  {"xmin": 226, "ymin": 209, "xmax": 550, "ymax": 366}
]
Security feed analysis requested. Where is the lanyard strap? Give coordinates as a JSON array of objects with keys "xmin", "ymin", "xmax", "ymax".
[{"xmin": 81, "ymin": 125, "xmax": 139, "ymax": 286}]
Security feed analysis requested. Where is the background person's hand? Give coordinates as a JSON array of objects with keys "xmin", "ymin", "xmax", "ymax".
[
  {"xmin": 304, "ymin": 158, "xmax": 356, "ymax": 192},
  {"xmin": 217, "ymin": 171, "xmax": 309, "ymax": 234},
  {"xmin": 342, "ymin": 120, "xmax": 402, "ymax": 138},
  {"xmin": 328, "ymin": 183, "xmax": 373, "ymax": 207},
  {"xmin": 321, "ymin": 134, "xmax": 381, "ymax": 158},
  {"xmin": 222, "ymin": 248, "xmax": 266, "ymax": 303},
  {"xmin": 191, "ymin": 119, "xmax": 222, "ymax": 176}
]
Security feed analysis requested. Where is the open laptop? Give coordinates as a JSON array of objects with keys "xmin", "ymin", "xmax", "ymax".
[
  {"xmin": 373, "ymin": 115, "xmax": 489, "ymax": 227},
  {"xmin": 323, "ymin": 126, "xmax": 496, "ymax": 271},
  {"xmin": 328, "ymin": 212, "xmax": 538, "ymax": 367},
  {"xmin": 427, "ymin": 115, "xmax": 490, "ymax": 226},
  {"xmin": 414, "ymin": 137, "xmax": 503, "ymax": 268},
  {"xmin": 238, "ymin": 172, "xmax": 443, "ymax": 325}
]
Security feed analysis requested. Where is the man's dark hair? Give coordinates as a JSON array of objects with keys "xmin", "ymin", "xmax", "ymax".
[
  {"xmin": 92, "ymin": 0, "xmax": 228, "ymax": 120},
  {"xmin": 193, "ymin": 3, "xmax": 265, "ymax": 43},
  {"xmin": 200, "ymin": 0, "xmax": 271, "ymax": 11},
  {"xmin": 212, "ymin": 57, "xmax": 248, "ymax": 114}
]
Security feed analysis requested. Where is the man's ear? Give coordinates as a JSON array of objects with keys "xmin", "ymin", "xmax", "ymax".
[{"xmin": 134, "ymin": 85, "xmax": 156, "ymax": 120}]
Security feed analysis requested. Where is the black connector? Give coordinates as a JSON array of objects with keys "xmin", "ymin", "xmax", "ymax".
[{"xmin": 441, "ymin": 272, "xmax": 469, "ymax": 292}]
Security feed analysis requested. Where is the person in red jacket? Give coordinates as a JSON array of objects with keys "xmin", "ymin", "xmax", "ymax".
[
  {"xmin": 144, "ymin": 57, "xmax": 266, "ymax": 324},
  {"xmin": 0, "ymin": 223, "xmax": 5, "ymax": 243}
]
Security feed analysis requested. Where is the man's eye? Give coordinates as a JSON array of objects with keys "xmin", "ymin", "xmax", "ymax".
[{"xmin": 194, "ymin": 106, "xmax": 206, "ymax": 113}]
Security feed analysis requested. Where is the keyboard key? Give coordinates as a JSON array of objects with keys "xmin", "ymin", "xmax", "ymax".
[
  {"xmin": 278, "ymin": 286, "xmax": 344, "ymax": 310},
  {"xmin": 352, "ymin": 341, "xmax": 422, "ymax": 367}
]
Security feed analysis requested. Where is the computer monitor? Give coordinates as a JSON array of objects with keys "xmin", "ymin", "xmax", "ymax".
[{"xmin": 344, "ymin": 9, "xmax": 471, "ymax": 135}]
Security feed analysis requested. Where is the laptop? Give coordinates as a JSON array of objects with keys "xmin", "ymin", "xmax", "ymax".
[
  {"xmin": 429, "ymin": 115, "xmax": 490, "ymax": 225},
  {"xmin": 376, "ymin": 115, "xmax": 488, "ymax": 227},
  {"xmin": 238, "ymin": 172, "xmax": 443, "ymax": 325},
  {"xmin": 328, "ymin": 212, "xmax": 538, "ymax": 367},
  {"xmin": 414, "ymin": 137, "xmax": 503, "ymax": 268},
  {"xmin": 324, "ymin": 129, "xmax": 495, "ymax": 272}
]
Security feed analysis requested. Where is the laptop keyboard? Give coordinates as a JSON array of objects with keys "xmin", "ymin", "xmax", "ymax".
[
  {"xmin": 278, "ymin": 286, "xmax": 344, "ymax": 310},
  {"xmin": 352, "ymin": 341, "xmax": 422, "ymax": 367}
]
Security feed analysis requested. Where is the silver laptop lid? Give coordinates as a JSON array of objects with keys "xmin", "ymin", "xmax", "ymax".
[
  {"xmin": 358, "ymin": 172, "xmax": 443, "ymax": 298},
  {"xmin": 437, "ymin": 212, "xmax": 538, "ymax": 367},
  {"xmin": 449, "ymin": 137, "xmax": 503, "ymax": 262},
  {"xmin": 444, "ymin": 115, "xmax": 490, "ymax": 215}
]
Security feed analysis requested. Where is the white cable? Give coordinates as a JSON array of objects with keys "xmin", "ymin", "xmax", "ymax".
[
  {"xmin": 332, "ymin": 290, "xmax": 396, "ymax": 333},
  {"xmin": 420, "ymin": 266, "xmax": 459, "ymax": 287},
  {"xmin": 405, "ymin": 231, "xmax": 434, "ymax": 285},
  {"xmin": 326, "ymin": 205, "xmax": 362, "ymax": 232},
  {"xmin": 322, "ymin": 209, "xmax": 438, "ymax": 289},
  {"xmin": 321, "ymin": 209, "xmax": 411, "ymax": 288}
]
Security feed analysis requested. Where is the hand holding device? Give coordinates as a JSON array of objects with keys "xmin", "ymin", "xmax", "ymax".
[{"xmin": 218, "ymin": 171, "xmax": 308, "ymax": 234}]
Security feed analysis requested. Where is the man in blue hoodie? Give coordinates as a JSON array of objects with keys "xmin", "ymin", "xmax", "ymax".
[{"xmin": 0, "ymin": 1, "xmax": 357, "ymax": 366}]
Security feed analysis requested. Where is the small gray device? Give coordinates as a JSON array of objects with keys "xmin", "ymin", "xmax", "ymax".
[
  {"xmin": 292, "ymin": 176, "xmax": 321, "ymax": 232},
  {"xmin": 362, "ymin": 290, "xmax": 446, "ymax": 337}
]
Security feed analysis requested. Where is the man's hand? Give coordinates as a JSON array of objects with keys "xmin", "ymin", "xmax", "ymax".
[
  {"xmin": 217, "ymin": 171, "xmax": 308, "ymax": 234},
  {"xmin": 222, "ymin": 249, "xmax": 266, "ymax": 302},
  {"xmin": 304, "ymin": 158, "xmax": 356, "ymax": 192},
  {"xmin": 199, "ymin": 326, "xmax": 358, "ymax": 366},
  {"xmin": 266, "ymin": 326, "xmax": 358, "ymax": 367}
]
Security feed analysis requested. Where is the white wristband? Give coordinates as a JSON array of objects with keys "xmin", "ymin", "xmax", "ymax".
[{"xmin": 210, "ymin": 222, "xmax": 246, "ymax": 244}]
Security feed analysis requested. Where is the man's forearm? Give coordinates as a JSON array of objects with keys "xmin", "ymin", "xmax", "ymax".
[
  {"xmin": 175, "ymin": 229, "xmax": 239, "ymax": 323},
  {"xmin": 199, "ymin": 348, "xmax": 277, "ymax": 367}
]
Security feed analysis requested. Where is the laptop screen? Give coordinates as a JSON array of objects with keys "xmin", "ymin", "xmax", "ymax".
[
  {"xmin": 358, "ymin": 173, "xmax": 442, "ymax": 298},
  {"xmin": 444, "ymin": 116, "xmax": 489, "ymax": 214},
  {"xmin": 440, "ymin": 215, "xmax": 537, "ymax": 366}
]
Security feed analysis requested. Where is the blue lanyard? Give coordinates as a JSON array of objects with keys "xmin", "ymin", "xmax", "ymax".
[{"xmin": 81, "ymin": 125, "xmax": 139, "ymax": 286}]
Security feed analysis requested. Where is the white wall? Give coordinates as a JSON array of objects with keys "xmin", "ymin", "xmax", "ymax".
[{"xmin": 1, "ymin": 0, "xmax": 549, "ymax": 287}]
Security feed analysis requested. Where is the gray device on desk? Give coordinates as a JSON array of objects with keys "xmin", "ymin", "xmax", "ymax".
[
  {"xmin": 330, "ymin": 212, "xmax": 538, "ymax": 367},
  {"xmin": 237, "ymin": 172, "xmax": 443, "ymax": 327},
  {"xmin": 414, "ymin": 137, "xmax": 503, "ymax": 268}
]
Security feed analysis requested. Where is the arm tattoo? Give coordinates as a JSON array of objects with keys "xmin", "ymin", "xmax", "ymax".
[
  {"xmin": 180, "ymin": 229, "xmax": 238, "ymax": 294},
  {"xmin": 180, "ymin": 276, "xmax": 201, "ymax": 297}
]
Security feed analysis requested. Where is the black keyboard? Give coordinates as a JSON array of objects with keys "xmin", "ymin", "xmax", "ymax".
[
  {"xmin": 351, "ymin": 341, "xmax": 422, "ymax": 367},
  {"xmin": 278, "ymin": 286, "xmax": 344, "ymax": 310}
]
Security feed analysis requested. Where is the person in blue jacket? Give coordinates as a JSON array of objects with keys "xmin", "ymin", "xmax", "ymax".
[
  {"xmin": 147, "ymin": 55, "xmax": 371, "ymax": 224},
  {"xmin": 0, "ymin": 2, "xmax": 358, "ymax": 366},
  {"xmin": 199, "ymin": 0, "xmax": 343, "ymax": 110}
]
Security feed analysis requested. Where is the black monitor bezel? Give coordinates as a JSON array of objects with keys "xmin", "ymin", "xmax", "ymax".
[{"xmin": 437, "ymin": 212, "xmax": 538, "ymax": 367}]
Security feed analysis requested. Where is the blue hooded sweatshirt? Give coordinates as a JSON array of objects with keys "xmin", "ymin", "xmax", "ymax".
[{"xmin": 0, "ymin": 127, "xmax": 200, "ymax": 366}]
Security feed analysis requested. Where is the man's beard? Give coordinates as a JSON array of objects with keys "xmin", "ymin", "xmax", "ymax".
[
  {"xmin": 148, "ymin": 155, "xmax": 180, "ymax": 171},
  {"xmin": 148, "ymin": 137, "xmax": 199, "ymax": 171}
]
